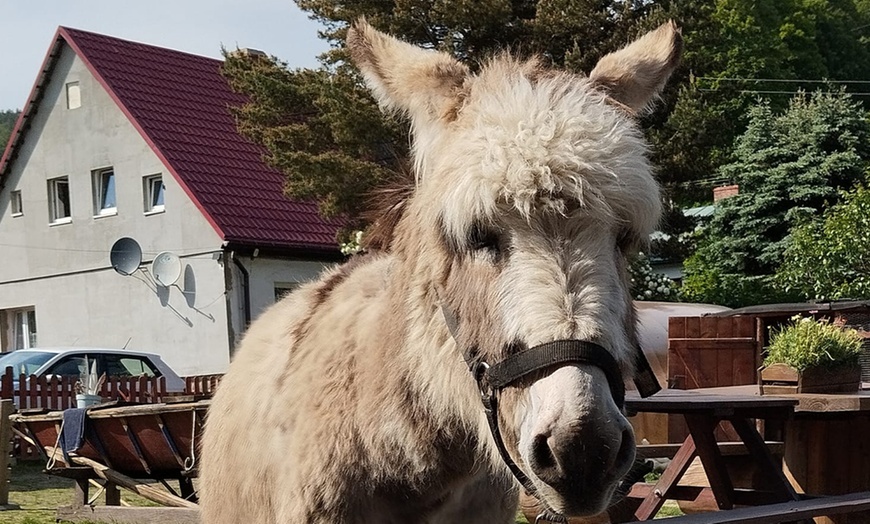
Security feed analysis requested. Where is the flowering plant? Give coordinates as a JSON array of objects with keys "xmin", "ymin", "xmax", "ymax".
[
  {"xmin": 629, "ymin": 252, "xmax": 678, "ymax": 301},
  {"xmin": 764, "ymin": 316, "xmax": 863, "ymax": 371}
]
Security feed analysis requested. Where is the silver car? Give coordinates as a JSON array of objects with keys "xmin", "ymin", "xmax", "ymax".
[{"xmin": 0, "ymin": 348, "xmax": 185, "ymax": 392}]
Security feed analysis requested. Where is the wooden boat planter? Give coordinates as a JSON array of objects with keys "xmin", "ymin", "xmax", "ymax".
[
  {"xmin": 10, "ymin": 398, "xmax": 209, "ymax": 522},
  {"xmin": 759, "ymin": 362, "xmax": 861, "ymax": 395}
]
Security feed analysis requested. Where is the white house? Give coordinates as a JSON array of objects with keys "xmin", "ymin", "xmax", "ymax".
[{"xmin": 0, "ymin": 28, "xmax": 343, "ymax": 375}]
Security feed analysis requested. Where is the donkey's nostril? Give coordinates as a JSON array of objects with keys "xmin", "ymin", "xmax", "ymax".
[
  {"xmin": 530, "ymin": 434, "xmax": 562, "ymax": 485},
  {"xmin": 614, "ymin": 426, "xmax": 635, "ymax": 471}
]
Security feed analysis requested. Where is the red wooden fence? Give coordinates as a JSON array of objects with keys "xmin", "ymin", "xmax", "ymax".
[
  {"xmin": 184, "ymin": 373, "xmax": 222, "ymax": 397},
  {"xmin": 0, "ymin": 368, "xmax": 167, "ymax": 410},
  {"xmin": 0, "ymin": 367, "xmax": 224, "ymax": 411}
]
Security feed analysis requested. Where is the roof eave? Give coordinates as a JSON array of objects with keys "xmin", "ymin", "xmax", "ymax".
[
  {"xmin": 0, "ymin": 29, "xmax": 67, "ymax": 190},
  {"xmin": 222, "ymin": 239, "xmax": 343, "ymax": 261}
]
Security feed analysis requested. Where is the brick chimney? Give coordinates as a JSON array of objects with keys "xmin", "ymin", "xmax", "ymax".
[{"xmin": 713, "ymin": 184, "xmax": 739, "ymax": 202}]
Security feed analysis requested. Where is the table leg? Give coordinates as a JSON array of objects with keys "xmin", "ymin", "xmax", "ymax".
[
  {"xmin": 730, "ymin": 416, "xmax": 799, "ymax": 503},
  {"xmin": 686, "ymin": 413, "xmax": 735, "ymax": 510},
  {"xmin": 634, "ymin": 434, "xmax": 698, "ymax": 520}
]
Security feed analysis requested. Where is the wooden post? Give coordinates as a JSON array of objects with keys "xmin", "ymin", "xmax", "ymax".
[
  {"xmin": 105, "ymin": 482, "xmax": 121, "ymax": 506},
  {"xmin": 0, "ymin": 399, "xmax": 13, "ymax": 506},
  {"xmin": 73, "ymin": 479, "xmax": 89, "ymax": 508}
]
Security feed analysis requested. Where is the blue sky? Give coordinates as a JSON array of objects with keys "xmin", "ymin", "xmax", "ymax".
[{"xmin": 0, "ymin": 0, "xmax": 331, "ymax": 110}]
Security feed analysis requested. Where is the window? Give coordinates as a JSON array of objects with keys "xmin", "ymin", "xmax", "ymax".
[
  {"xmin": 10, "ymin": 190, "xmax": 22, "ymax": 216},
  {"xmin": 66, "ymin": 82, "xmax": 81, "ymax": 109},
  {"xmin": 46, "ymin": 356, "xmax": 89, "ymax": 378},
  {"xmin": 274, "ymin": 283, "xmax": 299, "ymax": 302},
  {"xmin": 0, "ymin": 350, "xmax": 53, "ymax": 375},
  {"xmin": 103, "ymin": 355, "xmax": 159, "ymax": 378},
  {"xmin": 143, "ymin": 174, "xmax": 164, "ymax": 213},
  {"xmin": 48, "ymin": 177, "xmax": 71, "ymax": 223},
  {"xmin": 9, "ymin": 309, "xmax": 37, "ymax": 350},
  {"xmin": 92, "ymin": 168, "xmax": 117, "ymax": 216}
]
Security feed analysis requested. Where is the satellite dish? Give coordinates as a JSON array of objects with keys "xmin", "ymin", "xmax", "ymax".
[
  {"xmin": 152, "ymin": 251, "xmax": 182, "ymax": 287},
  {"xmin": 110, "ymin": 237, "xmax": 143, "ymax": 276}
]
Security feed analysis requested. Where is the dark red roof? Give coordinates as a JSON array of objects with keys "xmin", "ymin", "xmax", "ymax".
[{"xmin": 1, "ymin": 27, "xmax": 341, "ymax": 253}]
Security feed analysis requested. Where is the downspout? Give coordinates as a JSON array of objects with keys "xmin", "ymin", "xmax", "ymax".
[{"xmin": 230, "ymin": 251, "xmax": 252, "ymax": 326}]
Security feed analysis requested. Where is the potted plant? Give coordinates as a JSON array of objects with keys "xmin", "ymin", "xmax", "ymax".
[
  {"xmin": 74, "ymin": 356, "xmax": 105, "ymax": 408},
  {"xmin": 759, "ymin": 316, "xmax": 863, "ymax": 394}
]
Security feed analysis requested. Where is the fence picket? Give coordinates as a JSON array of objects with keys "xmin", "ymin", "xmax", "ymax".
[
  {"xmin": 0, "ymin": 368, "xmax": 11, "ymax": 399},
  {"xmin": 61, "ymin": 376, "xmax": 71, "ymax": 410}
]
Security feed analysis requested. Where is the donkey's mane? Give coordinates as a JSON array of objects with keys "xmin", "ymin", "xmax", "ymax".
[{"xmin": 361, "ymin": 169, "xmax": 415, "ymax": 252}]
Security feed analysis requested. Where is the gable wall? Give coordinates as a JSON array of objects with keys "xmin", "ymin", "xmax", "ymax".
[{"xmin": 0, "ymin": 44, "xmax": 232, "ymax": 374}]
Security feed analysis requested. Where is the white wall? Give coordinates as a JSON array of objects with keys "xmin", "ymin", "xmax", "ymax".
[{"xmin": 226, "ymin": 255, "xmax": 333, "ymax": 350}]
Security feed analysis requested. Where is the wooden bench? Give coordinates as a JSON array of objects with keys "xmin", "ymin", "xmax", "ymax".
[{"xmin": 653, "ymin": 491, "xmax": 870, "ymax": 524}]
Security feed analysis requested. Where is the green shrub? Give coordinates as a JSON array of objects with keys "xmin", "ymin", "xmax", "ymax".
[{"xmin": 764, "ymin": 316, "xmax": 863, "ymax": 371}]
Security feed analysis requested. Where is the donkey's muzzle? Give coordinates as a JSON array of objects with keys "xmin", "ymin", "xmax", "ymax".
[{"xmin": 526, "ymin": 366, "xmax": 636, "ymax": 516}]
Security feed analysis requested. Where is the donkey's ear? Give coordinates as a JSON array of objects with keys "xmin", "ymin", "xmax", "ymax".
[
  {"xmin": 589, "ymin": 21, "xmax": 682, "ymax": 113},
  {"xmin": 347, "ymin": 19, "xmax": 469, "ymax": 122}
]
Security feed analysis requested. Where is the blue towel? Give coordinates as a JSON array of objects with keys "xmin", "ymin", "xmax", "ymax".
[{"xmin": 60, "ymin": 408, "xmax": 88, "ymax": 453}]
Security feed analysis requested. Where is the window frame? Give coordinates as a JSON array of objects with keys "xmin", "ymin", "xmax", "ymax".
[
  {"xmin": 143, "ymin": 174, "xmax": 165, "ymax": 214},
  {"xmin": 47, "ymin": 176, "xmax": 71, "ymax": 224},
  {"xmin": 92, "ymin": 167, "xmax": 117, "ymax": 217},
  {"xmin": 10, "ymin": 190, "xmax": 22, "ymax": 216},
  {"xmin": 8, "ymin": 308, "xmax": 37, "ymax": 351},
  {"xmin": 274, "ymin": 282, "xmax": 300, "ymax": 302}
]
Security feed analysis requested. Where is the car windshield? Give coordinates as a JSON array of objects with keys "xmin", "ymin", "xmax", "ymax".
[{"xmin": 0, "ymin": 351, "xmax": 55, "ymax": 376}]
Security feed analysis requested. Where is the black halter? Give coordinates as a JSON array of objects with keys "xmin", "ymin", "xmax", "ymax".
[{"xmin": 441, "ymin": 306, "xmax": 660, "ymax": 524}]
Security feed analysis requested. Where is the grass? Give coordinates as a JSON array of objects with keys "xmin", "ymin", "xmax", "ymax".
[
  {"xmin": 0, "ymin": 459, "xmax": 161, "ymax": 524},
  {"xmin": 3, "ymin": 460, "xmax": 682, "ymax": 523}
]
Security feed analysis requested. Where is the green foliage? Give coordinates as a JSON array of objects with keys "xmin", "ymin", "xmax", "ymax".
[
  {"xmin": 681, "ymin": 89, "xmax": 870, "ymax": 307},
  {"xmin": 678, "ymin": 254, "xmax": 791, "ymax": 307},
  {"xmin": 765, "ymin": 316, "xmax": 863, "ymax": 371},
  {"xmin": 778, "ymin": 186, "xmax": 870, "ymax": 300},
  {"xmin": 629, "ymin": 253, "xmax": 678, "ymax": 301},
  {"xmin": 222, "ymin": 0, "xmax": 870, "ymax": 241},
  {"xmin": 221, "ymin": 52, "xmax": 404, "ymax": 227},
  {"xmin": 645, "ymin": 0, "xmax": 870, "ymax": 203},
  {"xmin": 222, "ymin": 1, "xmax": 659, "ymax": 229},
  {"xmin": 0, "ymin": 109, "xmax": 19, "ymax": 152}
]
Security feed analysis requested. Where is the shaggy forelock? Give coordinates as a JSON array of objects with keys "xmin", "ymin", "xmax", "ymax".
[{"xmin": 413, "ymin": 56, "xmax": 661, "ymax": 245}]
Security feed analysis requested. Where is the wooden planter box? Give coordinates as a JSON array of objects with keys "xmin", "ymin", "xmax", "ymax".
[{"xmin": 759, "ymin": 362, "xmax": 861, "ymax": 395}]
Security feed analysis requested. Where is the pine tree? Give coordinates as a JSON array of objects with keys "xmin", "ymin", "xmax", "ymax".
[{"xmin": 681, "ymin": 90, "xmax": 870, "ymax": 307}]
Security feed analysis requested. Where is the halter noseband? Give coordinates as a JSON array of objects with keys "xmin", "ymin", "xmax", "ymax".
[{"xmin": 441, "ymin": 305, "xmax": 660, "ymax": 524}]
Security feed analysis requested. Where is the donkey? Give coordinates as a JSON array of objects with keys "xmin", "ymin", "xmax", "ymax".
[{"xmin": 200, "ymin": 20, "xmax": 681, "ymax": 523}]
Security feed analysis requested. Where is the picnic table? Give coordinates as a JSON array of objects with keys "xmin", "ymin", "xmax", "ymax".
[
  {"xmin": 622, "ymin": 387, "xmax": 870, "ymax": 524},
  {"xmin": 701, "ymin": 385, "xmax": 870, "ymax": 524},
  {"xmin": 625, "ymin": 388, "xmax": 800, "ymax": 520}
]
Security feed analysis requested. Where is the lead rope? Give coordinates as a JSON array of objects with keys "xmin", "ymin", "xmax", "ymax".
[{"xmin": 183, "ymin": 409, "xmax": 197, "ymax": 473}]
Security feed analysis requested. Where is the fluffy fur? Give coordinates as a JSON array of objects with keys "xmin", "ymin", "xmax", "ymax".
[{"xmin": 200, "ymin": 20, "xmax": 680, "ymax": 523}]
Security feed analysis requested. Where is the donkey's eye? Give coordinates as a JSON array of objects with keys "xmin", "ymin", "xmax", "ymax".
[{"xmin": 468, "ymin": 223, "xmax": 502, "ymax": 256}]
